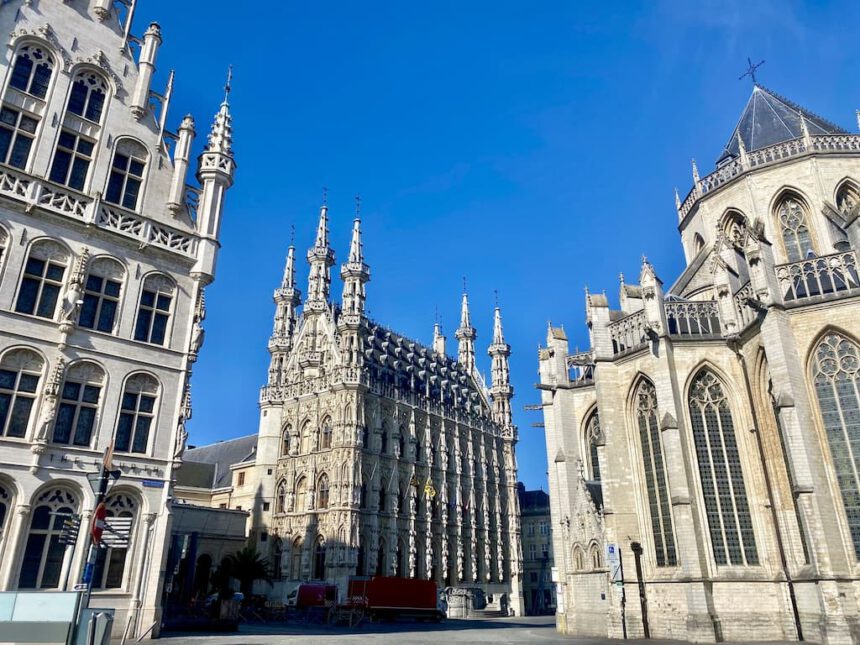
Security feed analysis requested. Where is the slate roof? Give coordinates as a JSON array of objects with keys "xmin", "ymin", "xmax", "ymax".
[
  {"xmin": 518, "ymin": 484, "xmax": 550, "ymax": 513},
  {"xmin": 718, "ymin": 85, "xmax": 848, "ymax": 164},
  {"xmin": 182, "ymin": 434, "xmax": 257, "ymax": 489}
]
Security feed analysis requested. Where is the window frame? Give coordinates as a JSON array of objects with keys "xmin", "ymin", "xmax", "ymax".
[
  {"xmin": 51, "ymin": 362, "xmax": 105, "ymax": 448},
  {"xmin": 0, "ymin": 105, "xmax": 39, "ymax": 170},
  {"xmin": 8, "ymin": 43, "xmax": 56, "ymax": 100},
  {"xmin": 15, "ymin": 242, "xmax": 69, "ymax": 320},
  {"xmin": 78, "ymin": 258, "xmax": 124, "ymax": 335},
  {"xmin": 775, "ymin": 193, "xmax": 816, "ymax": 263},
  {"xmin": 48, "ymin": 129, "xmax": 96, "ymax": 191},
  {"xmin": 66, "ymin": 69, "xmax": 108, "ymax": 124},
  {"xmin": 133, "ymin": 274, "xmax": 175, "ymax": 347},
  {"xmin": 0, "ymin": 349, "xmax": 43, "ymax": 439},
  {"xmin": 104, "ymin": 139, "xmax": 148, "ymax": 211},
  {"xmin": 114, "ymin": 374, "xmax": 159, "ymax": 455},
  {"xmin": 18, "ymin": 488, "xmax": 78, "ymax": 589}
]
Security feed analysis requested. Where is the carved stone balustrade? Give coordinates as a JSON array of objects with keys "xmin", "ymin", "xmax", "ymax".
[
  {"xmin": 775, "ymin": 250, "xmax": 860, "ymax": 302},
  {"xmin": 664, "ymin": 301, "xmax": 721, "ymax": 337},
  {"xmin": 608, "ymin": 309, "xmax": 647, "ymax": 356}
]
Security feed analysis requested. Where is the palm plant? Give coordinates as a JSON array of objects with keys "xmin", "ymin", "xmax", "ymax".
[{"xmin": 220, "ymin": 546, "xmax": 273, "ymax": 597}]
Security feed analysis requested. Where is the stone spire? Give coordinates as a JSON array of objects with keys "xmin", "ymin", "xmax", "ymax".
[
  {"xmin": 456, "ymin": 290, "xmax": 477, "ymax": 373},
  {"xmin": 193, "ymin": 67, "xmax": 236, "ymax": 283},
  {"xmin": 341, "ymin": 216, "xmax": 370, "ymax": 318},
  {"xmin": 306, "ymin": 201, "xmax": 335, "ymax": 309},
  {"xmin": 488, "ymin": 306, "xmax": 513, "ymax": 427},
  {"xmin": 267, "ymin": 244, "xmax": 302, "ymax": 387},
  {"xmin": 433, "ymin": 321, "xmax": 446, "ymax": 356}
]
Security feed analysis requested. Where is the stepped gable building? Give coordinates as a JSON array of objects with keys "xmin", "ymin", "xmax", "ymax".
[
  {"xmin": 538, "ymin": 84, "xmax": 860, "ymax": 644},
  {"xmin": 189, "ymin": 200, "xmax": 523, "ymax": 612},
  {"xmin": 0, "ymin": 0, "xmax": 233, "ymax": 639}
]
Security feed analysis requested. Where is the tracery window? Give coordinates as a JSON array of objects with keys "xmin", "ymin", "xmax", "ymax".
[
  {"xmin": 721, "ymin": 211, "xmax": 748, "ymax": 247},
  {"xmin": 9, "ymin": 45, "xmax": 54, "ymax": 99},
  {"xmin": 312, "ymin": 537, "xmax": 326, "ymax": 580},
  {"xmin": 281, "ymin": 426, "xmax": 291, "ymax": 456},
  {"xmin": 52, "ymin": 361, "xmax": 104, "ymax": 447},
  {"xmin": 134, "ymin": 275, "xmax": 174, "ymax": 346},
  {"xmin": 688, "ymin": 369, "xmax": 758, "ymax": 566},
  {"xmin": 276, "ymin": 480, "xmax": 286, "ymax": 514},
  {"xmin": 0, "ymin": 106, "xmax": 38, "ymax": 169},
  {"xmin": 635, "ymin": 380, "xmax": 677, "ymax": 566},
  {"xmin": 585, "ymin": 411, "xmax": 602, "ymax": 482},
  {"xmin": 380, "ymin": 426, "xmax": 388, "ymax": 454},
  {"xmin": 0, "ymin": 349, "xmax": 43, "ymax": 438},
  {"xmin": 812, "ymin": 332, "xmax": 860, "ymax": 558},
  {"xmin": 836, "ymin": 183, "xmax": 860, "ymax": 216},
  {"xmin": 49, "ymin": 130, "xmax": 95, "ymax": 190},
  {"xmin": 320, "ymin": 418, "xmax": 332, "ymax": 450},
  {"xmin": 317, "ymin": 474, "xmax": 330, "ymax": 510},
  {"xmin": 67, "ymin": 70, "xmax": 107, "ymax": 123},
  {"xmin": 115, "ymin": 373, "xmax": 158, "ymax": 454},
  {"xmin": 18, "ymin": 488, "xmax": 79, "ymax": 589},
  {"xmin": 79, "ymin": 258, "xmax": 124, "ymax": 333},
  {"xmin": 299, "ymin": 421, "xmax": 311, "ymax": 454},
  {"xmin": 0, "ymin": 484, "xmax": 11, "ymax": 542},
  {"xmin": 290, "ymin": 538, "xmax": 302, "ymax": 579},
  {"xmin": 92, "ymin": 494, "xmax": 136, "ymax": 589},
  {"xmin": 777, "ymin": 196, "xmax": 814, "ymax": 262},
  {"xmin": 294, "ymin": 477, "xmax": 307, "ymax": 512},
  {"xmin": 105, "ymin": 140, "xmax": 147, "ymax": 210},
  {"xmin": 379, "ymin": 481, "xmax": 387, "ymax": 511},
  {"xmin": 15, "ymin": 240, "xmax": 69, "ymax": 319}
]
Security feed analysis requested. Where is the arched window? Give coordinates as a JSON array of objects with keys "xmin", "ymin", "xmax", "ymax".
[
  {"xmin": 312, "ymin": 537, "xmax": 326, "ymax": 580},
  {"xmin": 105, "ymin": 139, "xmax": 147, "ymax": 210},
  {"xmin": 115, "ymin": 373, "xmax": 158, "ymax": 454},
  {"xmin": 0, "ymin": 348, "xmax": 43, "ymax": 438},
  {"xmin": 572, "ymin": 545, "xmax": 584, "ymax": 571},
  {"xmin": 15, "ymin": 240, "xmax": 69, "ymax": 319},
  {"xmin": 320, "ymin": 418, "xmax": 332, "ymax": 450},
  {"xmin": 693, "ymin": 233, "xmax": 705, "ymax": 253},
  {"xmin": 688, "ymin": 369, "xmax": 758, "ymax": 566},
  {"xmin": 9, "ymin": 44, "xmax": 54, "ymax": 99},
  {"xmin": 397, "ymin": 486, "xmax": 405, "ymax": 514},
  {"xmin": 317, "ymin": 474, "xmax": 330, "ymax": 510},
  {"xmin": 79, "ymin": 258, "xmax": 124, "ymax": 333},
  {"xmin": 299, "ymin": 421, "xmax": 311, "ymax": 454},
  {"xmin": 134, "ymin": 274, "xmax": 174, "ymax": 346},
  {"xmin": 294, "ymin": 477, "xmax": 307, "ymax": 512},
  {"xmin": 361, "ymin": 424, "xmax": 369, "ymax": 448},
  {"xmin": 281, "ymin": 426, "xmax": 292, "ymax": 456},
  {"xmin": 590, "ymin": 544, "xmax": 601, "ymax": 569},
  {"xmin": 360, "ymin": 482, "xmax": 367, "ymax": 508},
  {"xmin": 721, "ymin": 211, "xmax": 748, "ymax": 247},
  {"xmin": 290, "ymin": 538, "xmax": 302, "ymax": 579},
  {"xmin": 380, "ymin": 425, "xmax": 388, "ymax": 454},
  {"xmin": 776, "ymin": 195, "xmax": 814, "ymax": 262},
  {"xmin": 276, "ymin": 480, "xmax": 286, "ymax": 514},
  {"xmin": 379, "ymin": 481, "xmax": 387, "ymax": 511},
  {"xmin": 635, "ymin": 380, "xmax": 677, "ymax": 566},
  {"xmin": 812, "ymin": 332, "xmax": 860, "ymax": 558},
  {"xmin": 376, "ymin": 538, "xmax": 386, "ymax": 576},
  {"xmin": 0, "ymin": 483, "xmax": 12, "ymax": 544},
  {"xmin": 836, "ymin": 182, "xmax": 860, "ymax": 216},
  {"xmin": 0, "ymin": 106, "xmax": 38, "ymax": 169},
  {"xmin": 395, "ymin": 538, "xmax": 405, "ymax": 577},
  {"xmin": 66, "ymin": 70, "xmax": 107, "ymax": 123},
  {"xmin": 584, "ymin": 411, "xmax": 602, "ymax": 482},
  {"xmin": 92, "ymin": 493, "xmax": 136, "ymax": 589},
  {"xmin": 397, "ymin": 431, "xmax": 405, "ymax": 458},
  {"xmin": 19, "ymin": 487, "xmax": 79, "ymax": 588},
  {"xmin": 357, "ymin": 537, "xmax": 367, "ymax": 576},
  {"xmin": 52, "ymin": 361, "xmax": 104, "ymax": 447}
]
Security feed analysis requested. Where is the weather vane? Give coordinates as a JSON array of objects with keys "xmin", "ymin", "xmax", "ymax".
[
  {"xmin": 321, "ymin": 186, "xmax": 328, "ymax": 206},
  {"xmin": 355, "ymin": 193, "xmax": 361, "ymax": 218},
  {"xmin": 223, "ymin": 64, "xmax": 233, "ymax": 101},
  {"xmin": 739, "ymin": 57, "xmax": 765, "ymax": 85}
]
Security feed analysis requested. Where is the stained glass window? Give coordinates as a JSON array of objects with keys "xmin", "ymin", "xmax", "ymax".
[
  {"xmin": 777, "ymin": 196, "xmax": 814, "ymax": 262},
  {"xmin": 688, "ymin": 369, "xmax": 758, "ymax": 565},
  {"xmin": 812, "ymin": 332, "xmax": 860, "ymax": 558},
  {"xmin": 585, "ymin": 411, "xmax": 602, "ymax": 481},
  {"xmin": 636, "ymin": 380, "xmax": 677, "ymax": 566}
]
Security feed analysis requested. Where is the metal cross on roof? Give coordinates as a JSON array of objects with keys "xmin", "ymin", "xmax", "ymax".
[{"xmin": 739, "ymin": 57, "xmax": 765, "ymax": 85}]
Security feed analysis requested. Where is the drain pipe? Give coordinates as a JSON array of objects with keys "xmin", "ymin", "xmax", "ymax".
[{"xmin": 728, "ymin": 336, "xmax": 803, "ymax": 641}]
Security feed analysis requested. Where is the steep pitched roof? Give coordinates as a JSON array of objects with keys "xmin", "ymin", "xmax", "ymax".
[
  {"xmin": 183, "ymin": 434, "xmax": 257, "ymax": 488},
  {"xmin": 718, "ymin": 85, "xmax": 848, "ymax": 164}
]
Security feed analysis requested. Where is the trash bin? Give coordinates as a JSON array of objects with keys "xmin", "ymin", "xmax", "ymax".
[{"xmin": 87, "ymin": 611, "xmax": 113, "ymax": 645}]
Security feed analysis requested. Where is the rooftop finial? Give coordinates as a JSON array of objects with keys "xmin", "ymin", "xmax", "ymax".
[
  {"xmin": 494, "ymin": 289, "xmax": 499, "ymax": 308},
  {"xmin": 355, "ymin": 193, "xmax": 361, "ymax": 218},
  {"xmin": 322, "ymin": 186, "xmax": 328, "ymax": 206},
  {"xmin": 290, "ymin": 223, "xmax": 295, "ymax": 247},
  {"xmin": 739, "ymin": 57, "xmax": 765, "ymax": 85},
  {"xmin": 463, "ymin": 276, "xmax": 467, "ymax": 294},
  {"xmin": 223, "ymin": 65, "xmax": 233, "ymax": 104}
]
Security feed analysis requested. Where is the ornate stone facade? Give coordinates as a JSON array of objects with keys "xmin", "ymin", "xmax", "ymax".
[
  {"xmin": 248, "ymin": 203, "xmax": 523, "ymax": 612},
  {"xmin": 539, "ymin": 85, "xmax": 860, "ymax": 643},
  {"xmin": 0, "ymin": 0, "xmax": 233, "ymax": 638}
]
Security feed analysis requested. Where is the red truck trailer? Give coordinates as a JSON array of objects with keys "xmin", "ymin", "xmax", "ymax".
[{"xmin": 345, "ymin": 576, "xmax": 445, "ymax": 622}]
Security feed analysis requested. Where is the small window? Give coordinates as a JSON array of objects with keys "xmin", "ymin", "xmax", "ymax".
[
  {"xmin": 15, "ymin": 241, "xmax": 69, "ymax": 319},
  {"xmin": 49, "ymin": 130, "xmax": 95, "ymax": 190},
  {"xmin": 115, "ymin": 373, "xmax": 158, "ymax": 453},
  {"xmin": 52, "ymin": 362, "xmax": 104, "ymax": 447},
  {"xmin": 134, "ymin": 275, "xmax": 174, "ymax": 346},
  {"xmin": 262, "ymin": 502, "xmax": 270, "ymax": 512},
  {"xmin": 236, "ymin": 505, "xmax": 242, "ymax": 511},
  {"xmin": 0, "ymin": 106, "xmax": 38, "ymax": 169},
  {"xmin": 0, "ymin": 349, "xmax": 43, "ymax": 438},
  {"xmin": 9, "ymin": 45, "xmax": 54, "ymax": 99},
  {"xmin": 79, "ymin": 258, "xmax": 123, "ymax": 333},
  {"xmin": 219, "ymin": 503, "xmax": 227, "ymax": 509},
  {"xmin": 66, "ymin": 71, "xmax": 107, "ymax": 123},
  {"xmin": 317, "ymin": 475, "xmax": 330, "ymax": 510},
  {"xmin": 237, "ymin": 472, "xmax": 245, "ymax": 486},
  {"xmin": 105, "ymin": 140, "xmax": 146, "ymax": 210},
  {"xmin": 260, "ymin": 531, "xmax": 268, "ymax": 543}
]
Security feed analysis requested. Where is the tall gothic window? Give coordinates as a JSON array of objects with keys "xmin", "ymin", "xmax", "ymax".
[
  {"xmin": 276, "ymin": 480, "xmax": 286, "ymax": 514},
  {"xmin": 115, "ymin": 373, "xmax": 159, "ymax": 454},
  {"xmin": 836, "ymin": 182, "xmax": 860, "ymax": 216},
  {"xmin": 290, "ymin": 538, "xmax": 302, "ymax": 579},
  {"xmin": 688, "ymin": 369, "xmax": 758, "ymax": 565},
  {"xmin": 19, "ymin": 488, "xmax": 78, "ymax": 588},
  {"xmin": 635, "ymin": 380, "xmax": 677, "ymax": 566},
  {"xmin": 312, "ymin": 537, "xmax": 326, "ymax": 580},
  {"xmin": 777, "ymin": 195, "xmax": 814, "ymax": 262},
  {"xmin": 294, "ymin": 477, "xmax": 307, "ymax": 512},
  {"xmin": 585, "ymin": 411, "xmax": 602, "ymax": 482},
  {"xmin": 134, "ymin": 275, "xmax": 174, "ymax": 346},
  {"xmin": 0, "ymin": 484, "xmax": 11, "ymax": 544},
  {"xmin": 0, "ymin": 348, "xmax": 43, "ymax": 438},
  {"xmin": 66, "ymin": 70, "xmax": 107, "ymax": 123},
  {"xmin": 105, "ymin": 139, "xmax": 147, "ymax": 210},
  {"xmin": 0, "ymin": 106, "xmax": 38, "ymax": 169},
  {"xmin": 281, "ymin": 426, "xmax": 291, "ymax": 456},
  {"xmin": 320, "ymin": 418, "xmax": 332, "ymax": 450},
  {"xmin": 317, "ymin": 474, "xmax": 330, "ymax": 510},
  {"xmin": 812, "ymin": 332, "xmax": 860, "ymax": 558},
  {"xmin": 92, "ymin": 494, "xmax": 136, "ymax": 589},
  {"xmin": 299, "ymin": 421, "xmax": 311, "ymax": 454},
  {"xmin": 79, "ymin": 258, "xmax": 124, "ymax": 333},
  {"xmin": 9, "ymin": 44, "xmax": 55, "ymax": 99},
  {"xmin": 52, "ymin": 361, "xmax": 104, "ymax": 447},
  {"xmin": 15, "ymin": 240, "xmax": 69, "ymax": 319}
]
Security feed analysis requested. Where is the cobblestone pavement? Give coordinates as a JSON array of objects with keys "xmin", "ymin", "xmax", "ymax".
[{"xmin": 150, "ymin": 615, "xmax": 796, "ymax": 645}]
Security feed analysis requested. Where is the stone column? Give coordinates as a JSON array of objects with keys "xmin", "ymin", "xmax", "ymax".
[{"xmin": 0, "ymin": 504, "xmax": 30, "ymax": 589}]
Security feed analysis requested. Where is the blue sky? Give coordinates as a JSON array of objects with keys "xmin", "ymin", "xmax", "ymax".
[{"xmin": 138, "ymin": 1, "xmax": 860, "ymax": 490}]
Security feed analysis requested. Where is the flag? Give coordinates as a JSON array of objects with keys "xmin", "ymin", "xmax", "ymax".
[{"xmin": 424, "ymin": 478, "xmax": 437, "ymax": 499}]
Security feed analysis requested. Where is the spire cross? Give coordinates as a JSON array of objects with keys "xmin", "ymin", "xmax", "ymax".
[
  {"xmin": 290, "ymin": 223, "xmax": 295, "ymax": 246},
  {"xmin": 739, "ymin": 57, "xmax": 765, "ymax": 85},
  {"xmin": 355, "ymin": 193, "xmax": 361, "ymax": 218},
  {"xmin": 462, "ymin": 276, "xmax": 467, "ymax": 293},
  {"xmin": 494, "ymin": 289, "xmax": 499, "ymax": 308},
  {"xmin": 322, "ymin": 186, "xmax": 328, "ymax": 206},
  {"xmin": 223, "ymin": 65, "xmax": 233, "ymax": 102}
]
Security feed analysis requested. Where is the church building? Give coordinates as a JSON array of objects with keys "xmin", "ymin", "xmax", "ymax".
[
  {"xmin": 538, "ymin": 83, "xmax": 860, "ymax": 644},
  {"xmin": 0, "ymin": 0, "xmax": 233, "ymax": 638}
]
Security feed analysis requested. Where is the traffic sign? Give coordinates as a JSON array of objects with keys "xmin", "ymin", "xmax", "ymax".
[{"xmin": 91, "ymin": 502, "xmax": 107, "ymax": 545}]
